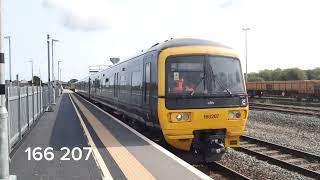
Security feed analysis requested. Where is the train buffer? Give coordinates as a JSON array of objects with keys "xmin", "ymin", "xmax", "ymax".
[{"xmin": 9, "ymin": 90, "xmax": 211, "ymax": 180}]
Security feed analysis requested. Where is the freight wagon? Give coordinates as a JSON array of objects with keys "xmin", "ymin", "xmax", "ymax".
[{"xmin": 247, "ymin": 80, "xmax": 320, "ymax": 100}]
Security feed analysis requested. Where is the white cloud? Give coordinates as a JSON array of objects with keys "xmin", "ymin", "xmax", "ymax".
[
  {"xmin": 43, "ymin": 0, "xmax": 112, "ymax": 31},
  {"xmin": 215, "ymin": 0, "xmax": 237, "ymax": 8},
  {"xmin": 10, "ymin": 0, "xmax": 320, "ymax": 81}
]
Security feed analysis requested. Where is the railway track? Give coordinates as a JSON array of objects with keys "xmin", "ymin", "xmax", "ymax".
[
  {"xmin": 94, "ymin": 100, "xmax": 249, "ymax": 180},
  {"xmin": 238, "ymin": 136, "xmax": 320, "ymax": 179},
  {"xmin": 206, "ymin": 162, "xmax": 251, "ymax": 180},
  {"xmin": 250, "ymin": 97, "xmax": 320, "ymax": 108},
  {"xmin": 151, "ymin": 138, "xmax": 251, "ymax": 179},
  {"xmin": 249, "ymin": 102, "xmax": 320, "ymax": 117}
]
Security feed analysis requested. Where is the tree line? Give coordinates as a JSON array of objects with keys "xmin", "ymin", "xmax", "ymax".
[{"xmin": 247, "ymin": 67, "xmax": 320, "ymax": 82}]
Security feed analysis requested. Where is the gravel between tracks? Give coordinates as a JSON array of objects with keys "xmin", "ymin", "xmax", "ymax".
[
  {"xmin": 218, "ymin": 148, "xmax": 312, "ymax": 180},
  {"xmin": 247, "ymin": 110, "xmax": 320, "ymax": 156}
]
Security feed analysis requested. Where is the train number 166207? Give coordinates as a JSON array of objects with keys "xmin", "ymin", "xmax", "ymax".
[{"xmin": 25, "ymin": 147, "xmax": 92, "ymax": 161}]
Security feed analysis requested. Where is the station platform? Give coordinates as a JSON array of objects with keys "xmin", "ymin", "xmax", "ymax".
[{"xmin": 10, "ymin": 90, "xmax": 211, "ymax": 180}]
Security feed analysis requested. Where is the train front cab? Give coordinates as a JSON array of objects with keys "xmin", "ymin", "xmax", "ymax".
[{"xmin": 157, "ymin": 46, "xmax": 249, "ymax": 161}]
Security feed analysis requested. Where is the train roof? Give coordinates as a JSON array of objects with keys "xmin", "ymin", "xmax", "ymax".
[
  {"xmin": 74, "ymin": 38, "xmax": 234, "ymax": 82},
  {"xmin": 148, "ymin": 38, "xmax": 232, "ymax": 51},
  {"xmin": 116, "ymin": 38, "xmax": 233, "ymax": 68}
]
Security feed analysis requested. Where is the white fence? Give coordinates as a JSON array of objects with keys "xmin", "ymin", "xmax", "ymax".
[{"xmin": 5, "ymin": 85, "xmax": 62, "ymax": 150}]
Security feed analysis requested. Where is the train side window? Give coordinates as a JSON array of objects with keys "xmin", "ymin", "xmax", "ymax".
[
  {"xmin": 120, "ymin": 75, "xmax": 127, "ymax": 94},
  {"xmin": 120, "ymin": 75, "xmax": 126, "ymax": 83},
  {"xmin": 100, "ymin": 77, "xmax": 105, "ymax": 88},
  {"xmin": 109, "ymin": 76, "xmax": 114, "ymax": 93},
  {"xmin": 95, "ymin": 78, "xmax": 101, "ymax": 88},
  {"xmin": 131, "ymin": 71, "xmax": 142, "ymax": 95},
  {"xmin": 144, "ymin": 62, "xmax": 151, "ymax": 104},
  {"xmin": 105, "ymin": 78, "xmax": 110, "ymax": 87}
]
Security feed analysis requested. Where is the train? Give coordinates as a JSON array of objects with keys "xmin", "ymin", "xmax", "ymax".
[
  {"xmin": 69, "ymin": 83, "xmax": 76, "ymax": 91},
  {"xmin": 74, "ymin": 38, "xmax": 249, "ymax": 162},
  {"xmin": 247, "ymin": 80, "xmax": 320, "ymax": 100}
]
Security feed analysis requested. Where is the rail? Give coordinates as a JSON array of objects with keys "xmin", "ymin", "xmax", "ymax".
[
  {"xmin": 207, "ymin": 162, "xmax": 251, "ymax": 180},
  {"xmin": 249, "ymin": 97, "xmax": 320, "ymax": 107},
  {"xmin": 249, "ymin": 102, "xmax": 320, "ymax": 117},
  {"xmin": 237, "ymin": 136, "xmax": 320, "ymax": 179},
  {"xmin": 78, "ymin": 92, "xmax": 251, "ymax": 180}
]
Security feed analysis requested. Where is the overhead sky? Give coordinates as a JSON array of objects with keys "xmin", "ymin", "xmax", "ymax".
[{"xmin": 3, "ymin": 0, "xmax": 320, "ymax": 82}]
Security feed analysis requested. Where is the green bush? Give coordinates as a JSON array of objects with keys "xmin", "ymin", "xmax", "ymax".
[{"xmin": 247, "ymin": 67, "xmax": 319, "ymax": 82}]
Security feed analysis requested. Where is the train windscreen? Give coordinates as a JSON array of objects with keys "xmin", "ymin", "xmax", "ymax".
[{"xmin": 166, "ymin": 55, "xmax": 245, "ymax": 96}]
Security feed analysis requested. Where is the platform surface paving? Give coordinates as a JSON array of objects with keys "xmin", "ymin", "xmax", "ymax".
[{"xmin": 10, "ymin": 91, "xmax": 210, "ymax": 180}]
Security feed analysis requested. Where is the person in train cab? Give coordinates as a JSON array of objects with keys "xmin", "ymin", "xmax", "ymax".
[
  {"xmin": 174, "ymin": 78, "xmax": 184, "ymax": 93},
  {"xmin": 173, "ymin": 77, "xmax": 195, "ymax": 93},
  {"xmin": 185, "ymin": 85, "xmax": 194, "ymax": 93},
  {"xmin": 184, "ymin": 79, "xmax": 195, "ymax": 93}
]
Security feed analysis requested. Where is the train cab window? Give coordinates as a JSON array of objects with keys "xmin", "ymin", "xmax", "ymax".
[
  {"xmin": 166, "ymin": 55, "xmax": 245, "ymax": 96},
  {"xmin": 166, "ymin": 56, "xmax": 205, "ymax": 95},
  {"xmin": 144, "ymin": 63, "xmax": 151, "ymax": 104},
  {"xmin": 206, "ymin": 56, "xmax": 245, "ymax": 94}
]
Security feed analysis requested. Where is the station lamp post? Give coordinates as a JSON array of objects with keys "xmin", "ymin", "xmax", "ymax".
[
  {"xmin": 51, "ymin": 39, "xmax": 59, "ymax": 105},
  {"xmin": 0, "ymin": 0, "xmax": 17, "ymax": 179},
  {"xmin": 4, "ymin": 36, "xmax": 11, "ymax": 85},
  {"xmin": 59, "ymin": 68, "xmax": 62, "ymax": 82},
  {"xmin": 28, "ymin": 60, "xmax": 34, "ymax": 85},
  {"xmin": 57, "ymin": 61, "xmax": 62, "ymax": 96},
  {"xmin": 38, "ymin": 68, "xmax": 42, "ymax": 86},
  {"xmin": 58, "ymin": 60, "xmax": 62, "ymax": 81},
  {"xmin": 242, "ymin": 27, "xmax": 250, "ymax": 83},
  {"xmin": 47, "ymin": 34, "xmax": 53, "ymax": 112}
]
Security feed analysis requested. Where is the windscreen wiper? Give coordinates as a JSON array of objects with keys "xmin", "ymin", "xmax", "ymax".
[
  {"xmin": 190, "ymin": 74, "xmax": 232, "ymax": 96},
  {"xmin": 212, "ymin": 74, "xmax": 233, "ymax": 96},
  {"xmin": 190, "ymin": 76, "xmax": 204, "ymax": 96}
]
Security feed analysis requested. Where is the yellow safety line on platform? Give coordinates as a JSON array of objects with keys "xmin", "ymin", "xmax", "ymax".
[
  {"xmin": 68, "ymin": 94, "xmax": 113, "ymax": 180},
  {"xmin": 70, "ymin": 94, "xmax": 156, "ymax": 180}
]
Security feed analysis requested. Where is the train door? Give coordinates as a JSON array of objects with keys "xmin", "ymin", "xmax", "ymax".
[
  {"xmin": 143, "ymin": 54, "xmax": 153, "ymax": 127},
  {"xmin": 144, "ymin": 63, "xmax": 151, "ymax": 105},
  {"xmin": 88, "ymin": 78, "xmax": 91, "ymax": 99},
  {"xmin": 112, "ymin": 72, "xmax": 120, "ymax": 111},
  {"xmin": 114, "ymin": 72, "xmax": 119, "ymax": 97},
  {"xmin": 113, "ymin": 73, "xmax": 116, "ymax": 97}
]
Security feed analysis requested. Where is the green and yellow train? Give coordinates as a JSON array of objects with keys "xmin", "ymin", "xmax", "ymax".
[{"xmin": 74, "ymin": 38, "xmax": 248, "ymax": 162}]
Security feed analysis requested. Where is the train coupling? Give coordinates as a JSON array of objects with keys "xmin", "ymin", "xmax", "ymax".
[
  {"xmin": 207, "ymin": 138, "xmax": 225, "ymax": 154},
  {"xmin": 204, "ymin": 136, "xmax": 225, "ymax": 162},
  {"xmin": 192, "ymin": 130, "xmax": 226, "ymax": 162}
]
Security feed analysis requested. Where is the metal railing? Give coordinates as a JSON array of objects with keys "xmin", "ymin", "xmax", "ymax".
[{"xmin": 5, "ymin": 85, "xmax": 61, "ymax": 151}]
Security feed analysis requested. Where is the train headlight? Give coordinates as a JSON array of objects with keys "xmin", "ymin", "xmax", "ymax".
[
  {"xmin": 176, "ymin": 114, "xmax": 182, "ymax": 121},
  {"xmin": 171, "ymin": 112, "xmax": 191, "ymax": 122},
  {"xmin": 228, "ymin": 111, "xmax": 242, "ymax": 120},
  {"xmin": 182, "ymin": 113, "xmax": 190, "ymax": 121},
  {"xmin": 240, "ymin": 97, "xmax": 247, "ymax": 107}
]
